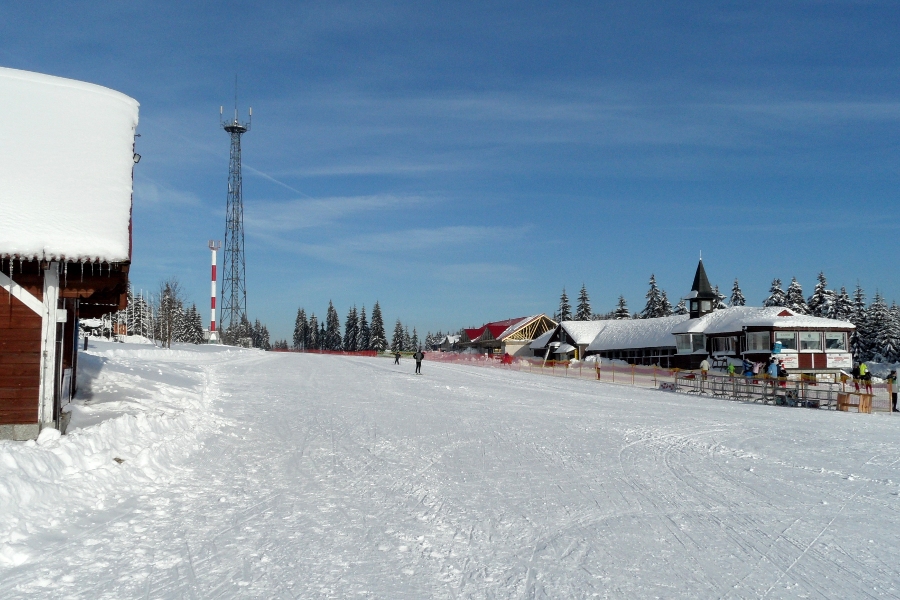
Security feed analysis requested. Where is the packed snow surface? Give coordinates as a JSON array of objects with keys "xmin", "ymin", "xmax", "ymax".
[
  {"xmin": 1, "ymin": 342, "xmax": 899, "ymax": 598},
  {"xmin": 0, "ymin": 67, "xmax": 138, "ymax": 262}
]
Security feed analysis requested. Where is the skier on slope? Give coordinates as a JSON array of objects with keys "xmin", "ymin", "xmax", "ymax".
[
  {"xmin": 394, "ymin": 351, "xmax": 401, "ymax": 365},
  {"xmin": 412, "ymin": 348, "xmax": 425, "ymax": 374}
]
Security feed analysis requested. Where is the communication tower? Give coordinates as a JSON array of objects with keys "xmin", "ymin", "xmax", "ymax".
[{"xmin": 220, "ymin": 102, "xmax": 251, "ymax": 340}]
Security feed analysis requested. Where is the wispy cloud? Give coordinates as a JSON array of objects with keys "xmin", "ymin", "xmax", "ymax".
[
  {"xmin": 244, "ymin": 194, "xmax": 430, "ymax": 232},
  {"xmin": 133, "ymin": 175, "xmax": 202, "ymax": 207}
]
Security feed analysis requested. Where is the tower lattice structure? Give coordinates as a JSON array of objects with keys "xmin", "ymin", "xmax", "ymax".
[{"xmin": 220, "ymin": 106, "xmax": 251, "ymax": 341}]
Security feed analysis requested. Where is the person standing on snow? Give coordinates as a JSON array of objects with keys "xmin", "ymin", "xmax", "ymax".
[
  {"xmin": 886, "ymin": 369, "xmax": 897, "ymax": 412},
  {"xmin": 394, "ymin": 351, "xmax": 401, "ymax": 365},
  {"xmin": 412, "ymin": 349, "xmax": 425, "ymax": 374}
]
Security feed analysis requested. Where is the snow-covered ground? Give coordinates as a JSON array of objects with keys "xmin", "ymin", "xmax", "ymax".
[{"xmin": 1, "ymin": 342, "xmax": 899, "ymax": 598}]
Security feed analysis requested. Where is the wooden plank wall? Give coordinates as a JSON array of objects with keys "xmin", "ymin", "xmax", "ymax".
[{"xmin": 0, "ymin": 286, "xmax": 41, "ymax": 424}]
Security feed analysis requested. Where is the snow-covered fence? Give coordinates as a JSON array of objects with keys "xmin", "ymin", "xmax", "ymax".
[{"xmin": 270, "ymin": 349, "xmax": 378, "ymax": 357}]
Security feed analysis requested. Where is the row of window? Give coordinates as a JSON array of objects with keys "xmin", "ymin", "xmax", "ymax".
[{"xmin": 675, "ymin": 331, "xmax": 848, "ymax": 354}]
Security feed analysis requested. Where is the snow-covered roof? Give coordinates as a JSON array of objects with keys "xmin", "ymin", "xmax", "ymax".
[
  {"xmin": 586, "ymin": 314, "xmax": 692, "ymax": 352},
  {"xmin": 559, "ymin": 321, "xmax": 609, "ymax": 345},
  {"xmin": 529, "ymin": 328, "xmax": 555, "ymax": 350},
  {"xmin": 0, "ymin": 67, "xmax": 139, "ymax": 262},
  {"xmin": 671, "ymin": 307, "xmax": 855, "ymax": 335},
  {"xmin": 495, "ymin": 315, "xmax": 541, "ymax": 340},
  {"xmin": 441, "ymin": 335, "xmax": 460, "ymax": 344}
]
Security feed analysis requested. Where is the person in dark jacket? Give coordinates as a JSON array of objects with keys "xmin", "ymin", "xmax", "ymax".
[
  {"xmin": 412, "ymin": 349, "xmax": 425, "ymax": 374},
  {"xmin": 887, "ymin": 369, "xmax": 897, "ymax": 412},
  {"xmin": 394, "ymin": 351, "xmax": 401, "ymax": 365}
]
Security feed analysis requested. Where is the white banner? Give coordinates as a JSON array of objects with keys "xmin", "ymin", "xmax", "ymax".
[
  {"xmin": 826, "ymin": 353, "xmax": 852, "ymax": 369},
  {"xmin": 773, "ymin": 353, "xmax": 799, "ymax": 369}
]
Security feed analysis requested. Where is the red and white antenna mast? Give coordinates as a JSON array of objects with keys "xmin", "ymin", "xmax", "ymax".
[{"xmin": 208, "ymin": 240, "xmax": 222, "ymax": 343}]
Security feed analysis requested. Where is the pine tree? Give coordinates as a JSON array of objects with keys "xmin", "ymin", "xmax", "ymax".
[
  {"xmin": 403, "ymin": 325, "xmax": 412, "ymax": 351},
  {"xmin": 308, "ymin": 314, "xmax": 319, "ymax": 350},
  {"xmin": 575, "ymin": 284, "xmax": 592, "ymax": 321},
  {"xmin": 391, "ymin": 319, "xmax": 404, "ymax": 352},
  {"xmin": 832, "ymin": 287, "xmax": 852, "ymax": 321},
  {"xmin": 641, "ymin": 274, "xmax": 663, "ymax": 319},
  {"xmin": 370, "ymin": 302, "xmax": 387, "ymax": 351},
  {"xmin": 319, "ymin": 322, "xmax": 327, "ymax": 350},
  {"xmin": 325, "ymin": 301, "xmax": 342, "ymax": 350},
  {"xmin": 293, "ymin": 308, "xmax": 308, "ymax": 350},
  {"xmin": 729, "ymin": 279, "xmax": 745, "ymax": 307},
  {"xmin": 558, "ymin": 288, "xmax": 572, "ymax": 321},
  {"xmin": 886, "ymin": 302, "xmax": 900, "ymax": 363},
  {"xmin": 357, "ymin": 305, "xmax": 370, "ymax": 351},
  {"xmin": 673, "ymin": 298, "xmax": 687, "ymax": 316},
  {"xmin": 763, "ymin": 278, "xmax": 786, "ymax": 308},
  {"xmin": 849, "ymin": 284, "xmax": 869, "ymax": 360},
  {"xmin": 785, "ymin": 277, "xmax": 809, "ymax": 314},
  {"xmin": 868, "ymin": 292, "xmax": 892, "ymax": 361},
  {"xmin": 659, "ymin": 290, "xmax": 673, "ymax": 317},
  {"xmin": 343, "ymin": 305, "xmax": 358, "ymax": 351},
  {"xmin": 613, "ymin": 296, "xmax": 630, "ymax": 320},
  {"xmin": 411, "ymin": 327, "xmax": 419, "ymax": 350},
  {"xmin": 712, "ymin": 285, "xmax": 727, "ymax": 311},
  {"xmin": 806, "ymin": 272, "xmax": 835, "ymax": 318}
]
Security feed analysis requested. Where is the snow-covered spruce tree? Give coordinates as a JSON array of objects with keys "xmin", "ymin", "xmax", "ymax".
[
  {"xmin": 832, "ymin": 287, "xmax": 852, "ymax": 321},
  {"xmin": 391, "ymin": 319, "xmax": 404, "ymax": 352},
  {"xmin": 343, "ymin": 305, "xmax": 358, "ymax": 351},
  {"xmin": 319, "ymin": 322, "xmax": 327, "ymax": 350},
  {"xmin": 673, "ymin": 298, "xmax": 687, "ymax": 316},
  {"xmin": 660, "ymin": 290, "xmax": 673, "ymax": 317},
  {"xmin": 183, "ymin": 304, "xmax": 204, "ymax": 344},
  {"xmin": 868, "ymin": 293, "xmax": 892, "ymax": 361},
  {"xmin": 403, "ymin": 325, "xmax": 412, "ymax": 351},
  {"xmin": 357, "ymin": 305, "xmax": 370, "ymax": 351},
  {"xmin": 613, "ymin": 296, "xmax": 630, "ymax": 320},
  {"xmin": 293, "ymin": 308, "xmax": 308, "ymax": 350},
  {"xmin": 411, "ymin": 327, "xmax": 419, "ymax": 350},
  {"xmin": 729, "ymin": 279, "xmax": 745, "ymax": 307},
  {"xmin": 849, "ymin": 284, "xmax": 870, "ymax": 361},
  {"xmin": 641, "ymin": 275, "xmax": 663, "ymax": 319},
  {"xmin": 806, "ymin": 272, "xmax": 835, "ymax": 318},
  {"xmin": 713, "ymin": 285, "xmax": 727, "ymax": 311},
  {"xmin": 575, "ymin": 284, "xmax": 592, "ymax": 321},
  {"xmin": 325, "ymin": 301, "xmax": 342, "ymax": 350},
  {"xmin": 558, "ymin": 288, "xmax": 572, "ymax": 322},
  {"xmin": 307, "ymin": 314, "xmax": 319, "ymax": 350},
  {"xmin": 251, "ymin": 319, "xmax": 263, "ymax": 348},
  {"xmin": 785, "ymin": 277, "xmax": 809, "ymax": 315},
  {"xmin": 369, "ymin": 302, "xmax": 387, "ymax": 351},
  {"xmin": 886, "ymin": 302, "xmax": 900, "ymax": 363},
  {"xmin": 763, "ymin": 278, "xmax": 786, "ymax": 308}
]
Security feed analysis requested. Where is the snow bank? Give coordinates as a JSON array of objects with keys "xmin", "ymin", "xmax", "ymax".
[
  {"xmin": 0, "ymin": 341, "xmax": 237, "ymax": 567},
  {"xmin": 0, "ymin": 67, "xmax": 139, "ymax": 263}
]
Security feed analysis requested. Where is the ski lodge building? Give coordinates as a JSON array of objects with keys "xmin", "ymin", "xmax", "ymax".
[
  {"xmin": 569, "ymin": 260, "xmax": 855, "ymax": 375},
  {"xmin": 460, "ymin": 315, "xmax": 557, "ymax": 356},
  {"xmin": 0, "ymin": 68, "xmax": 139, "ymax": 440}
]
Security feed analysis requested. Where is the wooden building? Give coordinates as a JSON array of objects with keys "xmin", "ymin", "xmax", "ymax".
[
  {"xmin": 0, "ymin": 67, "xmax": 139, "ymax": 439},
  {"xmin": 460, "ymin": 315, "xmax": 557, "ymax": 356}
]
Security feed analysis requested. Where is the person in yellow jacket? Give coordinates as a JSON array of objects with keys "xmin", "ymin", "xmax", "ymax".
[{"xmin": 859, "ymin": 362, "xmax": 872, "ymax": 394}]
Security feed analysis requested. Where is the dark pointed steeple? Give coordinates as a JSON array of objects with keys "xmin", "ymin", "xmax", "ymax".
[{"xmin": 685, "ymin": 259, "xmax": 716, "ymax": 318}]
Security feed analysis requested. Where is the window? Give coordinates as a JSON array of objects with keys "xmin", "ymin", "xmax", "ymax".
[
  {"xmin": 774, "ymin": 331, "xmax": 797, "ymax": 351},
  {"xmin": 712, "ymin": 336, "xmax": 737, "ymax": 353},
  {"xmin": 799, "ymin": 331, "xmax": 822, "ymax": 351},
  {"xmin": 701, "ymin": 301, "xmax": 711, "ymax": 312},
  {"xmin": 825, "ymin": 332, "xmax": 847, "ymax": 351},
  {"xmin": 746, "ymin": 332, "xmax": 770, "ymax": 352},
  {"xmin": 690, "ymin": 301, "xmax": 698, "ymax": 312},
  {"xmin": 676, "ymin": 334, "xmax": 692, "ymax": 354},
  {"xmin": 692, "ymin": 334, "xmax": 706, "ymax": 352}
]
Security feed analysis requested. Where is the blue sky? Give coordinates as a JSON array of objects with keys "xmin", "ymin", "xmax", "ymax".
[{"xmin": 3, "ymin": 2, "xmax": 899, "ymax": 340}]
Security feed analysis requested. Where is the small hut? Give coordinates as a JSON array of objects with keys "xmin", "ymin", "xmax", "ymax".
[{"xmin": 0, "ymin": 67, "xmax": 139, "ymax": 439}]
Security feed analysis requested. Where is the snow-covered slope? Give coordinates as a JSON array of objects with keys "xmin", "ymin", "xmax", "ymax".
[{"xmin": 1, "ymin": 344, "xmax": 898, "ymax": 598}]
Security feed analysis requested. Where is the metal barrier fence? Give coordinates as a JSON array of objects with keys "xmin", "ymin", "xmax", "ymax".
[{"xmin": 424, "ymin": 352, "xmax": 895, "ymax": 413}]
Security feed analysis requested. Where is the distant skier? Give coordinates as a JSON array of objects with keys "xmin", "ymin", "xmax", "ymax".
[
  {"xmin": 412, "ymin": 349, "xmax": 425, "ymax": 374},
  {"xmin": 887, "ymin": 370, "xmax": 897, "ymax": 412},
  {"xmin": 393, "ymin": 351, "xmax": 401, "ymax": 365}
]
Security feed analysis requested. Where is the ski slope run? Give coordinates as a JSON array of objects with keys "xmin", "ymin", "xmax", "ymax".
[{"xmin": 2, "ymin": 345, "xmax": 899, "ymax": 598}]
